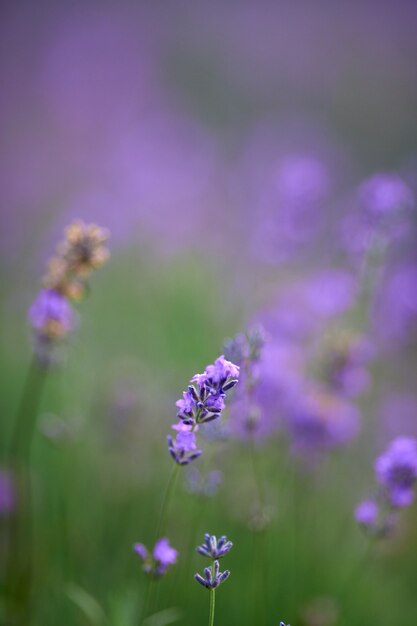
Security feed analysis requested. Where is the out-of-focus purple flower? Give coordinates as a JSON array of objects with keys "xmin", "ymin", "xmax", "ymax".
[
  {"xmin": 379, "ymin": 393, "xmax": 417, "ymax": 443},
  {"xmin": 322, "ymin": 332, "xmax": 374, "ymax": 398},
  {"xmin": 153, "ymin": 538, "xmax": 178, "ymax": 568},
  {"xmin": 375, "ymin": 437, "xmax": 417, "ymax": 508},
  {"xmin": 229, "ymin": 340, "xmax": 303, "ymax": 441},
  {"xmin": 133, "ymin": 537, "xmax": 178, "ymax": 577},
  {"xmin": 298, "ymin": 270, "xmax": 356, "ymax": 319},
  {"xmin": 359, "ymin": 173, "xmax": 414, "ymax": 221},
  {"xmin": 194, "ymin": 559, "xmax": 230, "ymax": 590},
  {"xmin": 341, "ymin": 173, "xmax": 415, "ymax": 258},
  {"xmin": 374, "ymin": 263, "xmax": 417, "ymax": 346},
  {"xmin": 285, "ymin": 385, "xmax": 360, "ymax": 456},
  {"xmin": 185, "ymin": 468, "xmax": 223, "ymax": 497},
  {"xmin": 133, "ymin": 543, "xmax": 148, "ymax": 561},
  {"xmin": 197, "ymin": 534, "xmax": 233, "ymax": 559},
  {"xmin": 0, "ymin": 470, "xmax": 15, "ymax": 516},
  {"xmin": 355, "ymin": 500, "xmax": 378, "ymax": 528},
  {"xmin": 258, "ymin": 271, "xmax": 357, "ymax": 348},
  {"xmin": 247, "ymin": 150, "xmax": 332, "ymax": 264},
  {"xmin": 28, "ymin": 289, "xmax": 74, "ymax": 340}
]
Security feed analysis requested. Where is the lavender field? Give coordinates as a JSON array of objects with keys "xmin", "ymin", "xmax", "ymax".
[{"xmin": 1, "ymin": 1, "xmax": 417, "ymax": 625}]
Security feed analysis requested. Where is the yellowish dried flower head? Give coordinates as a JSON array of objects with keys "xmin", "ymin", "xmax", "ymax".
[
  {"xmin": 60, "ymin": 220, "xmax": 110, "ymax": 276},
  {"xmin": 43, "ymin": 220, "xmax": 110, "ymax": 300}
]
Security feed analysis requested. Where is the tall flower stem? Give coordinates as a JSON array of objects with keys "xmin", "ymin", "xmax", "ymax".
[
  {"xmin": 249, "ymin": 440, "xmax": 268, "ymax": 626},
  {"xmin": 140, "ymin": 464, "xmax": 180, "ymax": 624},
  {"xmin": 208, "ymin": 562, "xmax": 216, "ymax": 626},
  {"xmin": 154, "ymin": 464, "xmax": 180, "ymax": 544},
  {"xmin": 208, "ymin": 589, "xmax": 216, "ymax": 626},
  {"xmin": 5, "ymin": 356, "xmax": 49, "ymax": 624}
]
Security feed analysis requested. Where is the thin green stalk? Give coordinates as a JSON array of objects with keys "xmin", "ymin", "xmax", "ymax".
[
  {"xmin": 208, "ymin": 562, "xmax": 216, "ymax": 626},
  {"xmin": 208, "ymin": 589, "xmax": 216, "ymax": 626},
  {"xmin": 154, "ymin": 464, "xmax": 180, "ymax": 544},
  {"xmin": 249, "ymin": 440, "xmax": 268, "ymax": 626},
  {"xmin": 5, "ymin": 356, "xmax": 49, "ymax": 625},
  {"xmin": 140, "ymin": 464, "xmax": 180, "ymax": 624},
  {"xmin": 338, "ymin": 539, "xmax": 375, "ymax": 626}
]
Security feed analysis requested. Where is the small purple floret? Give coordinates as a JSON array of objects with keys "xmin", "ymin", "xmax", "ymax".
[
  {"xmin": 355, "ymin": 500, "xmax": 378, "ymax": 528},
  {"xmin": 196, "ymin": 533, "xmax": 233, "ymax": 559},
  {"xmin": 28, "ymin": 289, "xmax": 73, "ymax": 337},
  {"xmin": 133, "ymin": 537, "xmax": 178, "ymax": 577},
  {"xmin": 375, "ymin": 437, "xmax": 417, "ymax": 508},
  {"xmin": 194, "ymin": 559, "xmax": 230, "ymax": 590}
]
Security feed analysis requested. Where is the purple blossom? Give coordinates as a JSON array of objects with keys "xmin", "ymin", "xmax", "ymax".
[
  {"xmin": 0, "ymin": 470, "xmax": 15, "ymax": 516},
  {"xmin": 192, "ymin": 355, "xmax": 240, "ymax": 391},
  {"xmin": 153, "ymin": 538, "xmax": 178, "ymax": 568},
  {"xmin": 285, "ymin": 385, "xmax": 360, "ymax": 456},
  {"xmin": 28, "ymin": 289, "xmax": 74, "ymax": 339},
  {"xmin": 375, "ymin": 437, "xmax": 417, "ymax": 508},
  {"xmin": 355, "ymin": 500, "xmax": 378, "ymax": 528},
  {"xmin": 229, "ymin": 340, "xmax": 303, "ymax": 441},
  {"xmin": 374, "ymin": 263, "xmax": 417, "ymax": 346},
  {"xmin": 359, "ymin": 173, "xmax": 414, "ymax": 221},
  {"xmin": 197, "ymin": 534, "xmax": 233, "ymax": 559},
  {"xmin": 167, "ymin": 423, "xmax": 202, "ymax": 466},
  {"xmin": 194, "ymin": 559, "xmax": 230, "ymax": 590},
  {"xmin": 133, "ymin": 537, "xmax": 178, "ymax": 577},
  {"xmin": 185, "ymin": 468, "xmax": 223, "ymax": 497},
  {"xmin": 341, "ymin": 173, "xmax": 415, "ymax": 259},
  {"xmin": 175, "ymin": 355, "xmax": 239, "ymax": 428},
  {"xmin": 323, "ymin": 333, "xmax": 374, "ymax": 398}
]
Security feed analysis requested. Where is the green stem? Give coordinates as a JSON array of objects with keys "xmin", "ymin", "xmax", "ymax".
[
  {"xmin": 249, "ymin": 440, "xmax": 268, "ymax": 626},
  {"xmin": 5, "ymin": 356, "xmax": 49, "ymax": 625},
  {"xmin": 140, "ymin": 464, "xmax": 180, "ymax": 624},
  {"xmin": 154, "ymin": 464, "xmax": 180, "ymax": 543},
  {"xmin": 208, "ymin": 563, "xmax": 216, "ymax": 626}
]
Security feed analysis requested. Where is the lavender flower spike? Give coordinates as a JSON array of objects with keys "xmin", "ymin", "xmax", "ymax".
[
  {"xmin": 375, "ymin": 437, "xmax": 417, "ymax": 508},
  {"xmin": 176, "ymin": 355, "xmax": 239, "ymax": 427},
  {"xmin": 194, "ymin": 559, "xmax": 230, "ymax": 590},
  {"xmin": 197, "ymin": 534, "xmax": 233, "ymax": 559}
]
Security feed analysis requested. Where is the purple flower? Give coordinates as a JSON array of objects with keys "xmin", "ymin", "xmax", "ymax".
[
  {"xmin": 0, "ymin": 470, "xmax": 15, "ymax": 517},
  {"xmin": 375, "ymin": 437, "xmax": 417, "ymax": 508},
  {"xmin": 175, "ymin": 355, "xmax": 239, "ymax": 428},
  {"xmin": 133, "ymin": 537, "xmax": 178, "ymax": 577},
  {"xmin": 359, "ymin": 173, "xmax": 414, "ymax": 221},
  {"xmin": 194, "ymin": 559, "xmax": 230, "ymax": 590},
  {"xmin": 355, "ymin": 500, "xmax": 379, "ymax": 528},
  {"xmin": 374, "ymin": 263, "xmax": 417, "ymax": 346},
  {"xmin": 185, "ymin": 468, "xmax": 223, "ymax": 497},
  {"xmin": 192, "ymin": 355, "xmax": 240, "ymax": 391},
  {"xmin": 323, "ymin": 332, "xmax": 374, "ymax": 398},
  {"xmin": 167, "ymin": 423, "xmax": 202, "ymax": 466},
  {"xmin": 28, "ymin": 289, "xmax": 74, "ymax": 339},
  {"xmin": 153, "ymin": 538, "xmax": 178, "ymax": 568},
  {"xmin": 197, "ymin": 534, "xmax": 233, "ymax": 559},
  {"xmin": 341, "ymin": 173, "xmax": 414, "ymax": 259},
  {"xmin": 285, "ymin": 385, "xmax": 360, "ymax": 457}
]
